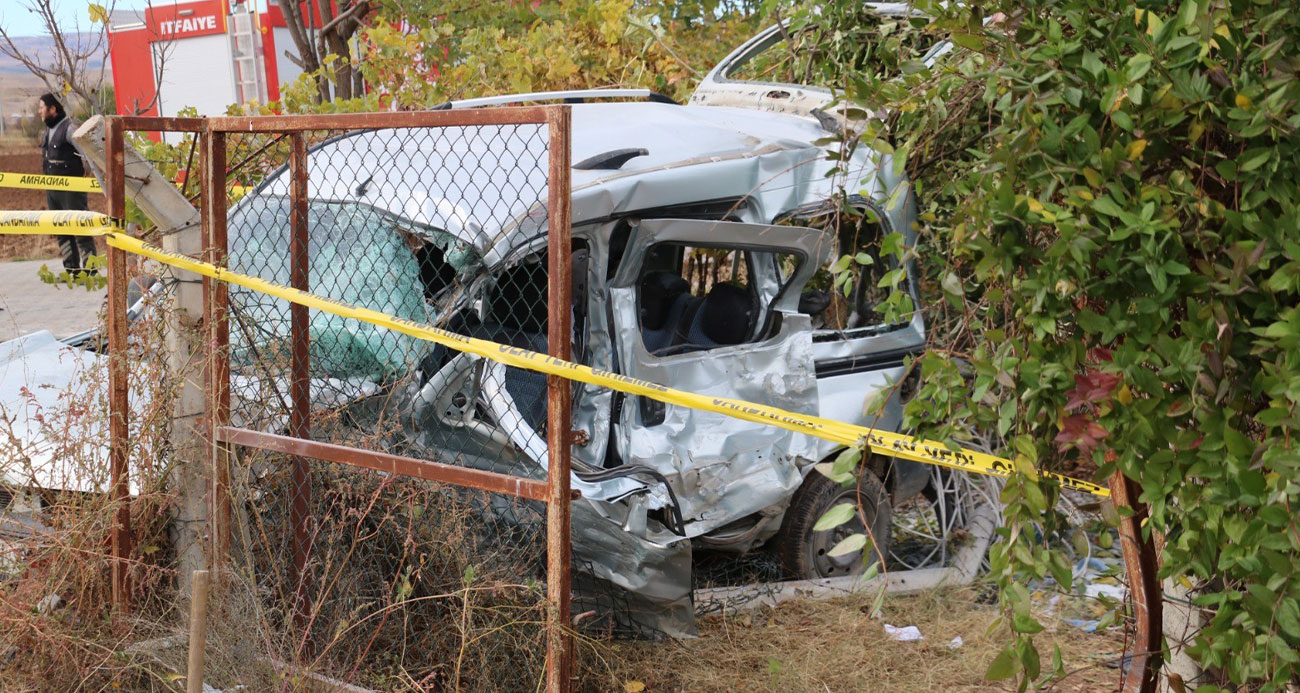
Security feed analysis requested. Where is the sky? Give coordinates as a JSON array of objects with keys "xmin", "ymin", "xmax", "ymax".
[
  {"xmin": 1, "ymin": 0, "xmax": 222, "ymax": 38},
  {"xmin": 2, "ymin": 0, "xmax": 147, "ymax": 38}
]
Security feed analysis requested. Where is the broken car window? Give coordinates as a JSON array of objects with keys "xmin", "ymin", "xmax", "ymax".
[
  {"xmin": 227, "ymin": 195, "xmax": 481, "ymax": 382},
  {"xmin": 637, "ymin": 243, "xmax": 796, "ymax": 356},
  {"xmin": 781, "ymin": 202, "xmax": 894, "ymax": 332}
]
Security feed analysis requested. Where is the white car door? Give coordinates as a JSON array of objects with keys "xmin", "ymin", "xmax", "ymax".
[{"xmin": 606, "ymin": 218, "xmax": 832, "ymax": 536}]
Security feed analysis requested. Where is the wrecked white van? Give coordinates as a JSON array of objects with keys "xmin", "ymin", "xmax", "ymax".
[{"xmin": 226, "ymin": 102, "xmax": 927, "ymax": 635}]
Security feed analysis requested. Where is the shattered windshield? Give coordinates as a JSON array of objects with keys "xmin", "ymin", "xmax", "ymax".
[{"xmin": 227, "ymin": 195, "xmax": 482, "ymax": 383}]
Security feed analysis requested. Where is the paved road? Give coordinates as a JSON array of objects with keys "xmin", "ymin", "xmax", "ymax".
[{"xmin": 0, "ymin": 260, "xmax": 103, "ymax": 341}]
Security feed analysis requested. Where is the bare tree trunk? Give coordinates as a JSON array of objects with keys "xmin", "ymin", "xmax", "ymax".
[
  {"xmin": 316, "ymin": 0, "xmax": 350, "ymax": 101},
  {"xmin": 278, "ymin": 0, "xmax": 328, "ymax": 103},
  {"xmin": 277, "ymin": 0, "xmax": 369, "ymax": 104}
]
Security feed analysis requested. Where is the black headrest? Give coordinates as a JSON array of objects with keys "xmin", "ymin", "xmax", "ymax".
[
  {"xmin": 640, "ymin": 271, "xmax": 690, "ymax": 330},
  {"xmin": 699, "ymin": 283, "xmax": 755, "ymax": 345}
]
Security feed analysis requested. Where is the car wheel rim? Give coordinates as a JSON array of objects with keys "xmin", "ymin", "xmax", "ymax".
[{"xmin": 809, "ymin": 487, "xmax": 872, "ymax": 578}]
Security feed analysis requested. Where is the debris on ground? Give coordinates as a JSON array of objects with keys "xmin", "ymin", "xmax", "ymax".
[{"xmin": 883, "ymin": 624, "xmax": 923, "ymax": 641}]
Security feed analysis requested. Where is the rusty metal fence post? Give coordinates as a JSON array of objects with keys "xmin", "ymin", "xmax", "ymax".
[
  {"xmin": 105, "ymin": 116, "xmax": 132, "ymax": 612},
  {"xmin": 544, "ymin": 106, "xmax": 575, "ymax": 693},
  {"xmin": 1109, "ymin": 470, "xmax": 1162, "ymax": 693},
  {"xmin": 287, "ymin": 132, "xmax": 313, "ymax": 648},
  {"xmin": 201, "ymin": 127, "xmax": 232, "ymax": 582}
]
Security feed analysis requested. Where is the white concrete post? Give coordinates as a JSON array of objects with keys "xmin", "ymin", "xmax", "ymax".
[{"xmin": 73, "ymin": 116, "xmax": 210, "ymax": 587}]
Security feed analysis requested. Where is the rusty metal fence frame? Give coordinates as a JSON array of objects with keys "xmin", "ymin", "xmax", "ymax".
[{"xmin": 102, "ymin": 108, "xmax": 578, "ymax": 692}]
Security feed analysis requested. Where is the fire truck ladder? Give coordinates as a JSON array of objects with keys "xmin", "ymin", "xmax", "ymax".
[{"xmin": 228, "ymin": 9, "xmax": 267, "ymax": 105}]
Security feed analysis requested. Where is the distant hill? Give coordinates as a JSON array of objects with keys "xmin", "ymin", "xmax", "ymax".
[{"xmin": 0, "ymin": 33, "xmax": 108, "ymax": 83}]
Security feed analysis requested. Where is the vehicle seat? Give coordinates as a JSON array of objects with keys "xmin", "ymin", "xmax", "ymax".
[
  {"xmin": 467, "ymin": 323, "xmax": 549, "ymax": 431},
  {"xmin": 674, "ymin": 282, "xmax": 756, "ymax": 349},
  {"xmin": 639, "ymin": 271, "xmax": 693, "ymax": 353}
]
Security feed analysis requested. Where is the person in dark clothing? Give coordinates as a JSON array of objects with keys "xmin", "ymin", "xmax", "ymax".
[{"xmin": 37, "ymin": 93, "xmax": 97, "ymax": 275}]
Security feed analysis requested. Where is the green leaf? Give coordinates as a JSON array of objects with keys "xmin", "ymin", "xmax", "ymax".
[
  {"xmin": 827, "ymin": 533, "xmax": 868, "ymax": 558},
  {"xmin": 1093, "ymin": 196, "xmax": 1125, "ymax": 218},
  {"xmin": 832, "ymin": 446, "xmax": 862, "ymax": 478},
  {"xmin": 1081, "ymin": 51, "xmax": 1105, "ymax": 79},
  {"xmin": 1111, "ymin": 109, "xmax": 1134, "ymax": 131},
  {"xmin": 1012, "ymin": 612, "xmax": 1045, "ymax": 634},
  {"xmin": 1076, "ymin": 309, "xmax": 1109, "ymax": 334},
  {"xmin": 815, "ymin": 462, "xmax": 854, "ymax": 484},
  {"xmin": 1240, "ymin": 148, "xmax": 1272, "ymax": 172},
  {"xmin": 941, "ymin": 271, "xmax": 963, "ymax": 297},
  {"xmin": 985, "ymin": 648, "xmax": 1019, "ymax": 680},
  {"xmin": 877, "ymin": 267, "xmax": 906, "ymax": 289},
  {"xmin": 1277, "ymin": 598, "xmax": 1300, "ymax": 639},
  {"xmin": 1048, "ymin": 552, "xmax": 1073, "ymax": 592},
  {"xmin": 1259, "ymin": 505, "xmax": 1289, "ymax": 527},
  {"xmin": 869, "ymin": 585, "xmax": 886, "ymax": 618},
  {"xmin": 1021, "ymin": 640, "xmax": 1042, "ymax": 681},
  {"xmin": 814, "ymin": 503, "xmax": 858, "ymax": 531},
  {"xmin": 1263, "ymin": 321, "xmax": 1295, "ymax": 338},
  {"xmin": 1126, "ymin": 53, "xmax": 1154, "ymax": 82},
  {"xmin": 950, "ymin": 31, "xmax": 984, "ymax": 50}
]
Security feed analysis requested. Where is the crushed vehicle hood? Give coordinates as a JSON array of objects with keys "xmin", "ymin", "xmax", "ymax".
[{"xmin": 0, "ymin": 331, "xmax": 112, "ymax": 495}]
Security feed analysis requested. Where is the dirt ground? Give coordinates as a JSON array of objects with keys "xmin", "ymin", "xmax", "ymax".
[
  {"xmin": 0, "ymin": 137, "xmax": 107, "ymax": 261},
  {"xmin": 582, "ymin": 587, "xmax": 1127, "ymax": 692}
]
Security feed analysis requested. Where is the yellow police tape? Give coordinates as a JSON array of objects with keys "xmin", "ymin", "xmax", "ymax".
[
  {"xmin": 0, "ymin": 211, "xmax": 1110, "ymax": 498},
  {"xmin": 0, "ymin": 172, "xmax": 249, "ymax": 197},
  {"xmin": 0, "ymin": 171, "xmax": 102, "ymax": 193},
  {"xmin": 0, "ymin": 210, "xmax": 114, "ymax": 236}
]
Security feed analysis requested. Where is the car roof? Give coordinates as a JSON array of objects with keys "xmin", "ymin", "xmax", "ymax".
[{"xmin": 243, "ymin": 102, "xmax": 888, "ymax": 264}]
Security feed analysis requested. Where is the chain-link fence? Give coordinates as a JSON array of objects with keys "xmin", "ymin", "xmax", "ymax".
[
  {"xmin": 57, "ymin": 110, "xmax": 577, "ymax": 690},
  {"xmin": 209, "ymin": 117, "xmax": 562, "ymax": 689},
  {"xmin": 81, "ymin": 108, "xmax": 1145, "ymax": 691},
  {"xmin": 194, "ymin": 112, "xmax": 573, "ymax": 690}
]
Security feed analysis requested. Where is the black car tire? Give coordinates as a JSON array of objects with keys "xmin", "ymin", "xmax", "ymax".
[{"xmin": 777, "ymin": 468, "xmax": 892, "ymax": 579}]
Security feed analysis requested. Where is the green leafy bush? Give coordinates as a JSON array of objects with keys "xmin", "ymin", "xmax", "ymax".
[{"xmin": 786, "ymin": 0, "xmax": 1300, "ymax": 688}]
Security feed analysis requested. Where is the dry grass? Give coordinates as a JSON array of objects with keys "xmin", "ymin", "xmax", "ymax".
[
  {"xmin": 0, "ymin": 287, "xmax": 186, "ymax": 691},
  {"xmin": 581, "ymin": 586, "xmax": 1126, "ymax": 693}
]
